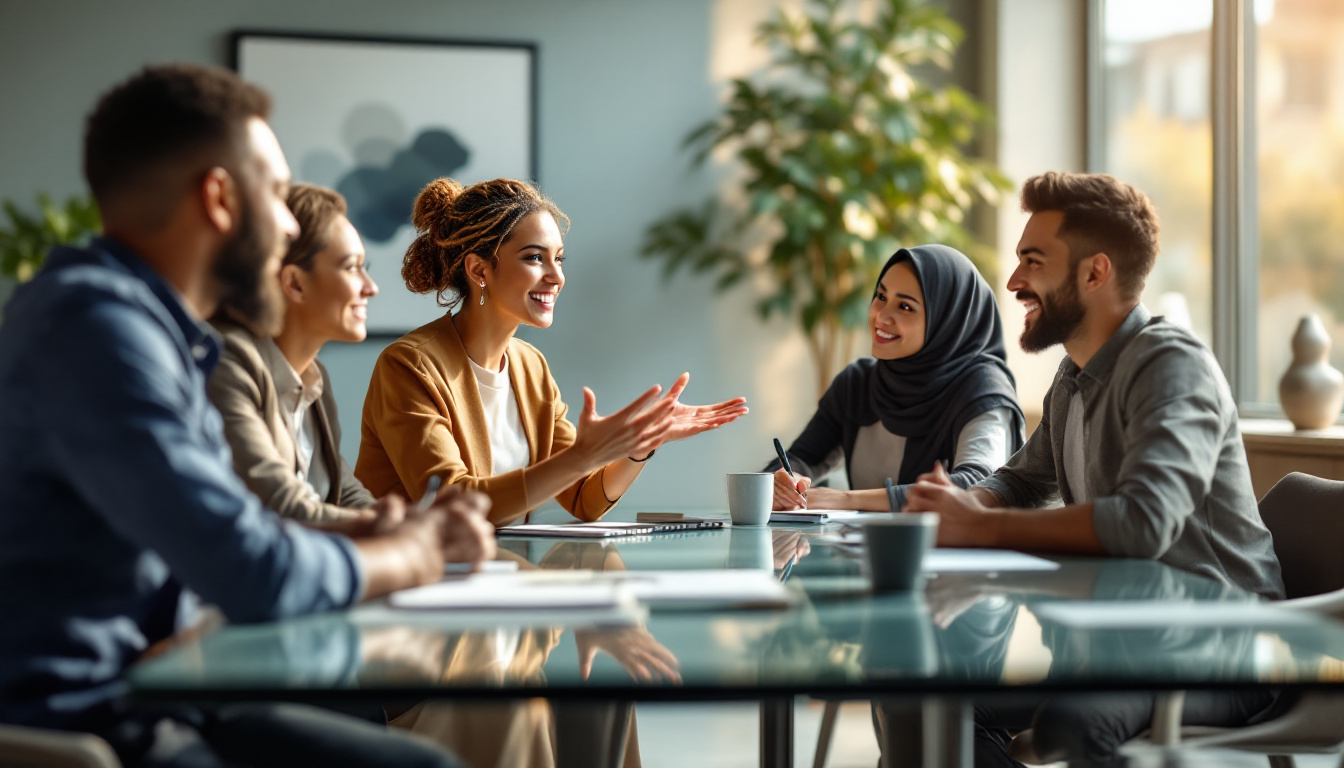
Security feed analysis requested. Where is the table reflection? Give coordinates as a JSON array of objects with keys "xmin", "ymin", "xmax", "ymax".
[{"xmin": 131, "ymin": 526, "xmax": 1344, "ymax": 705}]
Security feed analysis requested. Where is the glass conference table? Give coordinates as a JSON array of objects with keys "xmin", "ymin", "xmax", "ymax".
[{"xmin": 129, "ymin": 512, "xmax": 1344, "ymax": 768}]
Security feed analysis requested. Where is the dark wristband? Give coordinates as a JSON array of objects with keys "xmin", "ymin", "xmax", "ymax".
[{"xmin": 628, "ymin": 450, "xmax": 656, "ymax": 463}]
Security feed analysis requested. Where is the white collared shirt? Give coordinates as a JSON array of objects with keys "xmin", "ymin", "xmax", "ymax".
[{"xmin": 258, "ymin": 338, "xmax": 331, "ymax": 502}]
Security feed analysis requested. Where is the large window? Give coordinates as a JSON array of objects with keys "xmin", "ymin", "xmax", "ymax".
[
  {"xmin": 1094, "ymin": 0, "xmax": 1344, "ymax": 416},
  {"xmin": 1254, "ymin": 0, "xmax": 1344, "ymax": 403},
  {"xmin": 1099, "ymin": 0, "xmax": 1213, "ymax": 345}
]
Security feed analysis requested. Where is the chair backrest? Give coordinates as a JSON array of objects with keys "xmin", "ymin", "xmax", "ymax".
[{"xmin": 1259, "ymin": 472, "xmax": 1344, "ymax": 600}]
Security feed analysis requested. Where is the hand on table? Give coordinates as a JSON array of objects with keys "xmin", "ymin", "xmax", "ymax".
[
  {"xmin": 576, "ymin": 626, "xmax": 681, "ymax": 683},
  {"xmin": 902, "ymin": 463, "xmax": 994, "ymax": 547},
  {"xmin": 772, "ymin": 469, "xmax": 811, "ymax": 510},
  {"xmin": 432, "ymin": 484, "xmax": 497, "ymax": 567}
]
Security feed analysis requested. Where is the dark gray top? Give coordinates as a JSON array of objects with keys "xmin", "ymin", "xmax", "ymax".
[{"xmin": 978, "ymin": 305, "xmax": 1284, "ymax": 599}]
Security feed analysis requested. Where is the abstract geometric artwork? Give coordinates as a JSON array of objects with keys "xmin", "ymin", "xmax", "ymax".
[{"xmin": 234, "ymin": 32, "xmax": 535, "ymax": 334}]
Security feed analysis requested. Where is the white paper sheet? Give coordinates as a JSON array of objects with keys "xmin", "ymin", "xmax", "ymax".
[
  {"xmin": 922, "ymin": 549, "xmax": 1060, "ymax": 573},
  {"xmin": 388, "ymin": 569, "xmax": 793, "ymax": 612},
  {"xmin": 444, "ymin": 560, "xmax": 521, "ymax": 575},
  {"xmin": 389, "ymin": 576, "xmax": 629, "ymax": 611},
  {"xmin": 1033, "ymin": 601, "xmax": 1316, "ymax": 629},
  {"xmin": 817, "ymin": 535, "xmax": 1062, "ymax": 573},
  {"xmin": 605, "ymin": 570, "xmax": 794, "ymax": 607}
]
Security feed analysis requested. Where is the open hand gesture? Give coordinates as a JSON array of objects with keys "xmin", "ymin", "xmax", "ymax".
[
  {"xmin": 573, "ymin": 384, "xmax": 677, "ymax": 468},
  {"xmin": 648, "ymin": 372, "xmax": 748, "ymax": 448}
]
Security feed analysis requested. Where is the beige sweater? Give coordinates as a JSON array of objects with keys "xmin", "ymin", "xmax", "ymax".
[
  {"xmin": 206, "ymin": 320, "xmax": 376, "ymax": 521},
  {"xmin": 355, "ymin": 314, "xmax": 618, "ymax": 526}
]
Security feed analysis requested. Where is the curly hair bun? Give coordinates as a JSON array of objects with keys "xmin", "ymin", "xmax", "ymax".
[{"xmin": 411, "ymin": 177, "xmax": 464, "ymax": 235}]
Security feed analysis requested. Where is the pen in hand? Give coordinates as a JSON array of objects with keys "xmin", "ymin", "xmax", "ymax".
[
  {"xmin": 416, "ymin": 475, "xmax": 443, "ymax": 515},
  {"xmin": 773, "ymin": 437, "xmax": 805, "ymax": 509}
]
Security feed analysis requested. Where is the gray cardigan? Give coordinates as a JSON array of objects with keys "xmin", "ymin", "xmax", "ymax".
[{"xmin": 979, "ymin": 305, "xmax": 1284, "ymax": 599}]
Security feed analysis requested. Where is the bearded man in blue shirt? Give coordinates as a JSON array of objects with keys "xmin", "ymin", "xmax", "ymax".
[{"xmin": 0, "ymin": 64, "xmax": 494, "ymax": 768}]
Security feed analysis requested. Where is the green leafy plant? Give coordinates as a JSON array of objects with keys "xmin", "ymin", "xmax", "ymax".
[
  {"xmin": 0, "ymin": 194, "xmax": 101, "ymax": 283},
  {"xmin": 641, "ymin": 0, "xmax": 1009, "ymax": 394}
]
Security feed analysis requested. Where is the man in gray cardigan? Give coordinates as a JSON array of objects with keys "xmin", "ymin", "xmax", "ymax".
[{"xmin": 903, "ymin": 171, "xmax": 1283, "ymax": 767}]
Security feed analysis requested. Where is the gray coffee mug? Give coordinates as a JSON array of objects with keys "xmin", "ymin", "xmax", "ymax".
[
  {"xmin": 863, "ymin": 513, "xmax": 939, "ymax": 592},
  {"xmin": 726, "ymin": 472, "xmax": 772, "ymax": 526}
]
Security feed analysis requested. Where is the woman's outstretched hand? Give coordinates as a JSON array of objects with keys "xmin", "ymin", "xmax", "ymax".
[
  {"xmin": 572, "ymin": 384, "xmax": 676, "ymax": 469},
  {"xmin": 648, "ymin": 372, "xmax": 749, "ymax": 448}
]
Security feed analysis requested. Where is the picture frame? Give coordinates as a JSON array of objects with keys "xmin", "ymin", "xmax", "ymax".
[{"xmin": 233, "ymin": 31, "xmax": 537, "ymax": 335}]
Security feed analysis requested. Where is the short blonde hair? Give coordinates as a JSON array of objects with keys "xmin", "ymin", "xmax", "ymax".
[{"xmin": 284, "ymin": 184, "xmax": 348, "ymax": 270}]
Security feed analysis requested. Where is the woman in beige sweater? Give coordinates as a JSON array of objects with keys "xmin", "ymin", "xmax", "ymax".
[
  {"xmin": 208, "ymin": 183, "xmax": 382, "ymax": 524},
  {"xmin": 356, "ymin": 178, "xmax": 747, "ymax": 526}
]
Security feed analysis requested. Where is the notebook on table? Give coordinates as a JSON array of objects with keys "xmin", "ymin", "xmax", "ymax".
[
  {"xmin": 769, "ymin": 510, "xmax": 867, "ymax": 524},
  {"xmin": 496, "ymin": 520, "xmax": 724, "ymax": 539}
]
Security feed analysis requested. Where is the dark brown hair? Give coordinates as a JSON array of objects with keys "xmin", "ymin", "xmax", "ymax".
[
  {"xmin": 284, "ymin": 184, "xmax": 348, "ymax": 271},
  {"xmin": 403, "ymin": 177, "xmax": 569, "ymax": 309},
  {"xmin": 84, "ymin": 64, "xmax": 271, "ymax": 213},
  {"xmin": 1020, "ymin": 171, "xmax": 1161, "ymax": 299}
]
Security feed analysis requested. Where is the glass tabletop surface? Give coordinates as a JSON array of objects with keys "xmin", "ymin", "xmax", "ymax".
[{"xmin": 129, "ymin": 510, "xmax": 1344, "ymax": 702}]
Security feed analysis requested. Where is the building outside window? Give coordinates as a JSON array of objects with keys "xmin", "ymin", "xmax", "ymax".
[{"xmin": 1093, "ymin": 0, "xmax": 1344, "ymax": 417}]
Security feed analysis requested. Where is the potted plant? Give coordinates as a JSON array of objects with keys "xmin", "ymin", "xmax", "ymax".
[
  {"xmin": 641, "ymin": 0, "xmax": 1008, "ymax": 395},
  {"xmin": 1, "ymin": 194, "xmax": 101, "ymax": 283}
]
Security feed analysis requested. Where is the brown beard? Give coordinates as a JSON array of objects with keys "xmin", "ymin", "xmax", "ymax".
[
  {"xmin": 1019, "ymin": 266, "xmax": 1086, "ymax": 353},
  {"xmin": 212, "ymin": 191, "xmax": 286, "ymax": 336}
]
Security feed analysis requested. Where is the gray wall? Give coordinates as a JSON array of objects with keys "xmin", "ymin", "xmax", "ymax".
[{"xmin": 0, "ymin": 0, "xmax": 988, "ymax": 510}]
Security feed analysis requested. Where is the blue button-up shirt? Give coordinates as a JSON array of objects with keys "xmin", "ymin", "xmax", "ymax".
[{"xmin": 0, "ymin": 239, "xmax": 366, "ymax": 728}]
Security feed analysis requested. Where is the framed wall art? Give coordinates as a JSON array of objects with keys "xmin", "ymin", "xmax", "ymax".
[{"xmin": 233, "ymin": 31, "xmax": 537, "ymax": 334}]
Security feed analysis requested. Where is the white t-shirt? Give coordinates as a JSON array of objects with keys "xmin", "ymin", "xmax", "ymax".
[
  {"xmin": 847, "ymin": 406, "xmax": 1016, "ymax": 492},
  {"xmin": 468, "ymin": 354, "xmax": 532, "ymax": 475}
]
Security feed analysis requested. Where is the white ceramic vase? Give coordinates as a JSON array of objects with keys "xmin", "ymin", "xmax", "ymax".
[{"xmin": 1279, "ymin": 314, "xmax": 1344, "ymax": 430}]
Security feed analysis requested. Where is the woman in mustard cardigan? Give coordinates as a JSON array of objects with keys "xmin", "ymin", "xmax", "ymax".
[{"xmin": 356, "ymin": 178, "xmax": 748, "ymax": 526}]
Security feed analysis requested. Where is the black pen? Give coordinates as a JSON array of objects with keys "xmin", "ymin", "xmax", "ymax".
[
  {"xmin": 774, "ymin": 438, "xmax": 805, "ymax": 509},
  {"xmin": 773, "ymin": 438, "xmax": 793, "ymax": 475},
  {"xmin": 417, "ymin": 475, "xmax": 442, "ymax": 514}
]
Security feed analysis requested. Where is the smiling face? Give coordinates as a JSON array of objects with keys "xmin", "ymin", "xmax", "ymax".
[
  {"xmin": 480, "ymin": 210, "xmax": 566, "ymax": 329},
  {"xmin": 868, "ymin": 261, "xmax": 926, "ymax": 360},
  {"xmin": 1008, "ymin": 210, "xmax": 1087, "ymax": 352},
  {"xmin": 281, "ymin": 214, "xmax": 378, "ymax": 343}
]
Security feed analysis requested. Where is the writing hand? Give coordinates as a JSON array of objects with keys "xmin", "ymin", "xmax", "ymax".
[{"xmin": 772, "ymin": 468, "xmax": 811, "ymax": 510}]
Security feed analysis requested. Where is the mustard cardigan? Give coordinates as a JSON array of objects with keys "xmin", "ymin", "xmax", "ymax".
[{"xmin": 355, "ymin": 314, "xmax": 618, "ymax": 525}]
